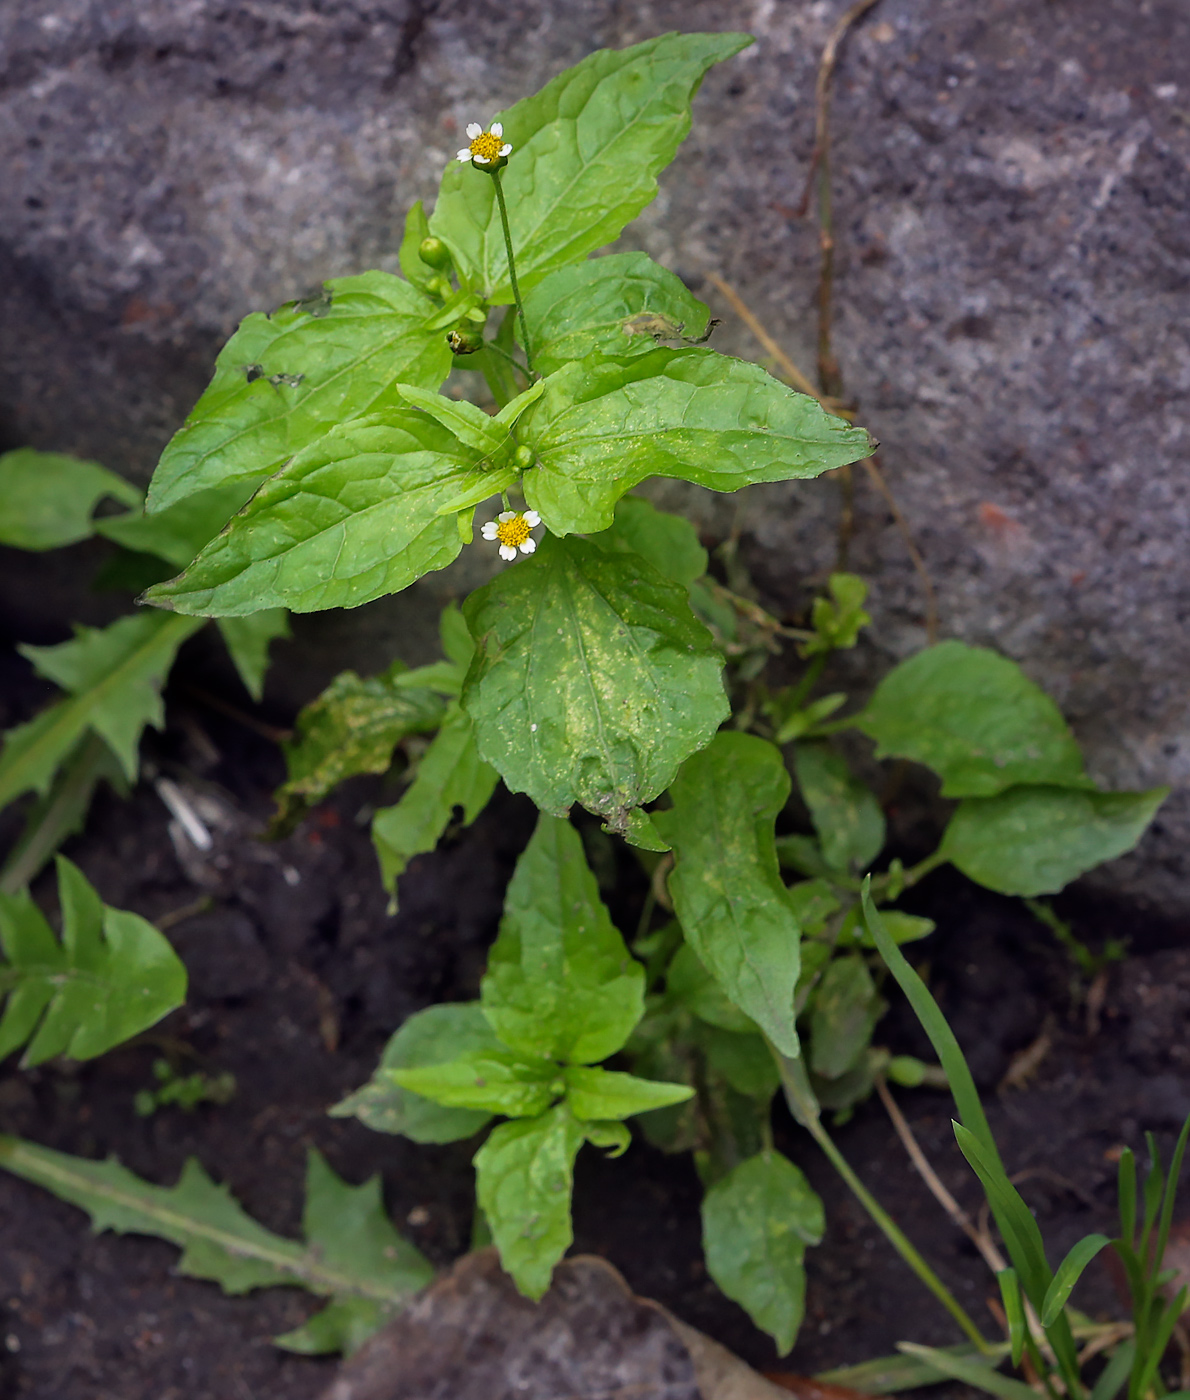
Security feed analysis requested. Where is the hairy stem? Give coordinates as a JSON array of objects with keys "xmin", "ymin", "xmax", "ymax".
[{"xmin": 491, "ymin": 170, "xmax": 535, "ymax": 377}]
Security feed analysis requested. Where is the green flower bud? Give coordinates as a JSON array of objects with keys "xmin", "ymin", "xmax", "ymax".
[
  {"xmin": 448, "ymin": 328, "xmax": 485, "ymax": 355},
  {"xmin": 418, "ymin": 236, "xmax": 452, "ymax": 270},
  {"xmin": 513, "ymin": 445, "xmax": 535, "ymax": 470}
]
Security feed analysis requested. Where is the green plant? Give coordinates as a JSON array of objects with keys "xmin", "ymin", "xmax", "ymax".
[
  {"xmin": 0, "ymin": 28, "xmax": 1171, "ymax": 1370},
  {"xmin": 853, "ymin": 889, "xmax": 1190, "ymax": 1400},
  {"xmin": 133, "ymin": 1057, "xmax": 236, "ymax": 1117}
]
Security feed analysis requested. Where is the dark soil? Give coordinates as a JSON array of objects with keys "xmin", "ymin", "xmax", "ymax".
[{"xmin": 0, "ymin": 647, "xmax": 1187, "ymax": 1399}]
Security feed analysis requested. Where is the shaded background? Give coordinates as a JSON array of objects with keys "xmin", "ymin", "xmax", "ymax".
[{"xmin": 0, "ymin": 0, "xmax": 1187, "ymax": 913}]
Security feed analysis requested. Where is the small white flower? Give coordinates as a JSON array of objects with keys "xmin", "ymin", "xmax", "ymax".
[
  {"xmin": 456, "ymin": 121, "xmax": 514, "ymax": 166},
  {"xmin": 481, "ymin": 509, "xmax": 540, "ymax": 561}
]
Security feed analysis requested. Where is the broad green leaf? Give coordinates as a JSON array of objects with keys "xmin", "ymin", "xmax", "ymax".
[
  {"xmin": 0, "ymin": 612, "xmax": 204, "ymax": 807},
  {"xmin": 941, "ymin": 785, "xmax": 1169, "ymax": 897},
  {"xmin": 144, "ymin": 412, "xmax": 516, "ymax": 616},
  {"xmin": 698, "ymin": 1025, "xmax": 780, "ymax": 1100},
  {"xmin": 518, "ymin": 348, "xmax": 875, "ymax": 535},
  {"xmin": 0, "ymin": 856, "xmax": 186, "ymax": 1066},
  {"xmin": 216, "ymin": 609, "xmax": 290, "ymax": 701},
  {"xmin": 96, "ymin": 480, "xmax": 258, "ymax": 568},
  {"xmin": 652, "ymin": 733, "xmax": 802, "ymax": 1056},
  {"xmin": 272, "ymin": 663, "xmax": 445, "ymax": 834},
  {"xmin": 563, "ymin": 1065, "xmax": 692, "ymax": 1120},
  {"xmin": 474, "ymin": 1102, "xmax": 585, "ymax": 1300},
  {"xmin": 520, "ymin": 252, "xmax": 713, "ymax": 377},
  {"xmin": 856, "ymin": 642, "xmax": 1093, "ymax": 798},
  {"xmin": 0, "ymin": 449, "xmax": 141, "ymax": 550},
  {"xmin": 462, "ymin": 533, "xmax": 727, "ymax": 829},
  {"xmin": 0, "ymin": 1137, "xmax": 431, "ymax": 1354},
  {"xmin": 701, "ymin": 1150, "xmax": 825, "ymax": 1355},
  {"xmin": 372, "ymin": 703, "xmax": 499, "ymax": 896},
  {"xmin": 428, "ymin": 33, "xmax": 752, "ymax": 303},
  {"xmin": 785, "ymin": 879, "xmax": 841, "ymax": 937},
  {"xmin": 393, "ymin": 383, "xmax": 512, "ymax": 459},
  {"xmin": 1040, "ymin": 1233, "xmax": 1111, "ymax": 1327},
  {"xmin": 665, "ymin": 943, "xmax": 756, "ymax": 1034},
  {"xmin": 793, "ymin": 743, "xmax": 885, "ymax": 873},
  {"xmin": 330, "ymin": 1002, "xmax": 499, "ymax": 1144},
  {"xmin": 146, "ymin": 273, "xmax": 453, "ymax": 513},
  {"xmin": 481, "ymin": 813, "xmax": 644, "ymax": 1063},
  {"xmin": 387, "ymin": 1052, "xmax": 560, "ymax": 1117},
  {"xmin": 808, "ymin": 954, "xmax": 885, "ymax": 1080},
  {"xmin": 596, "ymin": 494, "xmax": 708, "ymax": 588}
]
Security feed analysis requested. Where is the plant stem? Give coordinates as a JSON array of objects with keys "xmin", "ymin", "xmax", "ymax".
[
  {"xmin": 776, "ymin": 1050, "xmax": 994, "ymax": 1354},
  {"xmin": 491, "ymin": 169, "xmax": 535, "ymax": 377}
]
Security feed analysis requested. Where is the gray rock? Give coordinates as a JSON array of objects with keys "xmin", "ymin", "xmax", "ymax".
[{"xmin": 1, "ymin": 0, "xmax": 1186, "ymax": 912}]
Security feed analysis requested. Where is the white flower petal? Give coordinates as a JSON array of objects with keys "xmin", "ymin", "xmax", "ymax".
[
  {"xmin": 523, "ymin": 510, "xmax": 541, "ymax": 528},
  {"xmin": 490, "ymin": 122, "xmax": 503, "ymax": 137},
  {"xmin": 481, "ymin": 522, "xmax": 499, "ymax": 539},
  {"xmin": 499, "ymin": 544, "xmax": 518, "ymax": 561},
  {"xmin": 519, "ymin": 537, "xmax": 537, "ymax": 555},
  {"xmin": 499, "ymin": 143, "xmax": 512, "ymax": 157},
  {"xmin": 457, "ymin": 149, "xmax": 473, "ymax": 162},
  {"xmin": 498, "ymin": 511, "xmax": 515, "ymax": 522},
  {"xmin": 473, "ymin": 154, "xmax": 489, "ymax": 164},
  {"xmin": 466, "ymin": 123, "xmax": 482, "ymax": 139}
]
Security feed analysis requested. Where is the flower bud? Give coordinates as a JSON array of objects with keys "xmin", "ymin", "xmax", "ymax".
[
  {"xmin": 513, "ymin": 445, "xmax": 535, "ymax": 470},
  {"xmin": 418, "ymin": 237, "xmax": 452, "ymax": 270},
  {"xmin": 448, "ymin": 328, "xmax": 485, "ymax": 355}
]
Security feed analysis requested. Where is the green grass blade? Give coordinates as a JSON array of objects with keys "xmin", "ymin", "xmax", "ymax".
[
  {"xmin": 998, "ymin": 1268, "xmax": 1027, "ymax": 1366},
  {"xmin": 1089, "ymin": 1340, "xmax": 1134, "ymax": 1400},
  {"xmin": 1131, "ymin": 1285, "xmax": 1187, "ymax": 1400},
  {"xmin": 954, "ymin": 1123, "xmax": 1052, "ymax": 1307},
  {"xmin": 1154, "ymin": 1114, "xmax": 1190, "ymax": 1277},
  {"xmin": 1119, "ymin": 1149, "xmax": 1137, "ymax": 1247},
  {"xmin": 861, "ymin": 884, "xmax": 1001, "ymax": 1169},
  {"xmin": 896, "ymin": 1343, "xmax": 1040, "ymax": 1400},
  {"xmin": 1041, "ymin": 1235, "xmax": 1111, "ymax": 1327},
  {"xmin": 818, "ymin": 1343, "xmax": 1009, "ymax": 1395}
]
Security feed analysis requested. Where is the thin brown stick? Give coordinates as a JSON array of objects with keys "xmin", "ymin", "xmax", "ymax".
[
  {"xmin": 183, "ymin": 684, "xmax": 293, "ymax": 745},
  {"xmin": 875, "ymin": 1077, "xmax": 1006, "ymax": 1274},
  {"xmin": 860, "ymin": 456, "xmax": 939, "ymax": 642},
  {"xmin": 705, "ymin": 272, "xmax": 824, "ymax": 402}
]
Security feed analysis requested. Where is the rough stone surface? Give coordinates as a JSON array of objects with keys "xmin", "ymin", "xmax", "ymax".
[{"xmin": 0, "ymin": 0, "xmax": 1186, "ymax": 911}]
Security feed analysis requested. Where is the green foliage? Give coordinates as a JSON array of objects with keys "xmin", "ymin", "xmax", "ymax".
[
  {"xmin": 701, "ymin": 1150, "xmax": 825, "ymax": 1354},
  {"xmin": 0, "ymin": 857, "xmax": 186, "ymax": 1066},
  {"xmin": 0, "ymin": 612, "xmax": 204, "ymax": 812},
  {"xmin": 654, "ymin": 732, "xmax": 802, "ymax": 1056},
  {"xmin": 144, "ymin": 412, "xmax": 515, "ymax": 615},
  {"xmin": 473, "ymin": 1104, "xmax": 585, "ymax": 1301},
  {"xmin": 0, "ymin": 449, "xmax": 141, "ymax": 550},
  {"xmin": 462, "ymin": 533, "xmax": 727, "ymax": 830},
  {"xmin": 0, "ymin": 1136, "xmax": 433, "ymax": 1355},
  {"xmin": 518, "ymin": 348, "xmax": 875, "ymax": 535},
  {"xmin": 793, "ymin": 742, "xmax": 885, "ymax": 874},
  {"xmin": 372, "ymin": 703, "xmax": 499, "ymax": 896},
  {"xmin": 96, "ymin": 479, "xmax": 257, "ymax": 567},
  {"xmin": 857, "ymin": 641, "xmax": 1093, "ymax": 797},
  {"xmin": 801, "ymin": 573, "xmax": 871, "ymax": 657},
  {"xmin": 481, "ymin": 815, "xmax": 644, "ymax": 1063},
  {"xmin": 370, "ymin": 811, "xmax": 689, "ymax": 1298},
  {"xmin": 808, "ymin": 955, "xmax": 886, "ymax": 1079},
  {"xmin": 596, "ymin": 494, "xmax": 708, "ymax": 588},
  {"xmin": 134, "ymin": 1059, "xmax": 236, "ymax": 1117},
  {"xmin": 428, "ymin": 33, "xmax": 753, "ymax": 303},
  {"xmin": 145, "ymin": 273, "xmax": 454, "ymax": 514},
  {"xmin": 331, "ymin": 1002, "xmax": 499, "ymax": 1144},
  {"xmin": 215, "ymin": 610, "xmax": 291, "ymax": 701},
  {"xmin": 520, "ymin": 252, "xmax": 713, "ymax": 376},
  {"xmin": 941, "ymin": 785, "xmax": 1169, "ymax": 897}
]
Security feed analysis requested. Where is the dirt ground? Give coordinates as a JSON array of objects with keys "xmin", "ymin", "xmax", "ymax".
[{"xmin": 0, "ymin": 640, "xmax": 1186, "ymax": 1400}]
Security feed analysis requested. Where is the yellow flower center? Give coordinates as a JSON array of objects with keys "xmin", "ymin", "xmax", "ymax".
[
  {"xmin": 469, "ymin": 131, "xmax": 504, "ymax": 162},
  {"xmin": 496, "ymin": 514, "xmax": 532, "ymax": 548}
]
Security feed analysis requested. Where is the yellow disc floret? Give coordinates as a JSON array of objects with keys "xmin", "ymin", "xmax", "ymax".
[
  {"xmin": 496, "ymin": 514, "xmax": 533, "ymax": 549},
  {"xmin": 469, "ymin": 130, "xmax": 504, "ymax": 163}
]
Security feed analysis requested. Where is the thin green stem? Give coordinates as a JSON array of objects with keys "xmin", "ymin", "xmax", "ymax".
[
  {"xmin": 491, "ymin": 169, "xmax": 535, "ymax": 377},
  {"xmin": 785, "ymin": 653, "xmax": 828, "ymax": 715},
  {"xmin": 776, "ymin": 1051, "xmax": 994, "ymax": 1354}
]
